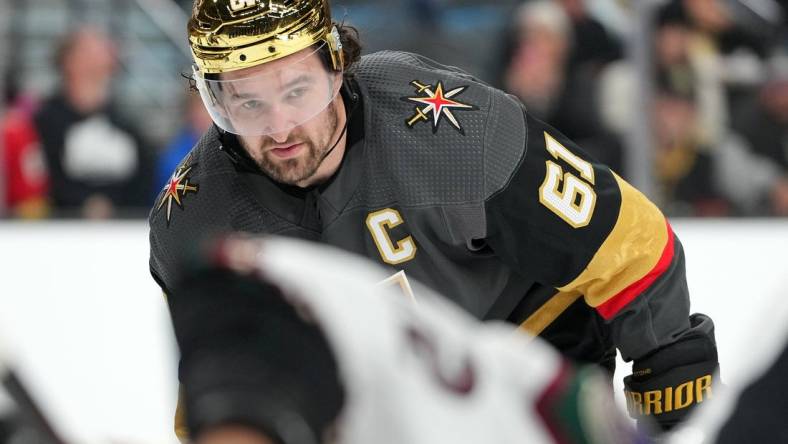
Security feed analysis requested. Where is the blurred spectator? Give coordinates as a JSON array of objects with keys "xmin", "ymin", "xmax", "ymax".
[
  {"xmin": 502, "ymin": 1, "xmax": 570, "ymax": 119},
  {"xmin": 555, "ymin": 0, "xmax": 622, "ymax": 71},
  {"xmin": 731, "ymin": 59, "xmax": 788, "ymax": 216},
  {"xmin": 499, "ymin": 0, "xmax": 623, "ymax": 172},
  {"xmin": 732, "ymin": 58, "xmax": 788, "ymax": 170},
  {"xmin": 651, "ymin": 80, "xmax": 730, "ymax": 216},
  {"xmin": 664, "ymin": 0, "xmax": 786, "ymax": 143},
  {"xmin": 681, "ymin": 0, "xmax": 781, "ymax": 59},
  {"xmin": 156, "ymin": 94, "xmax": 212, "ymax": 193},
  {"xmin": 650, "ymin": 72, "xmax": 788, "ymax": 217},
  {"xmin": 33, "ymin": 27, "xmax": 153, "ymax": 219},
  {"xmin": 1, "ymin": 74, "xmax": 49, "ymax": 219},
  {"xmin": 501, "ymin": 0, "xmax": 606, "ymax": 141},
  {"xmin": 667, "ymin": 4, "xmax": 731, "ymax": 147},
  {"xmin": 598, "ymin": 6, "xmax": 788, "ymax": 216},
  {"xmin": 598, "ymin": 7, "xmax": 715, "ymax": 172},
  {"xmin": 601, "ymin": 3, "xmax": 752, "ymax": 152}
]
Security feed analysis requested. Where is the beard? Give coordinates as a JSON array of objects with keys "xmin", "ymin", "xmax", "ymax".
[{"xmin": 241, "ymin": 101, "xmax": 340, "ymax": 186}]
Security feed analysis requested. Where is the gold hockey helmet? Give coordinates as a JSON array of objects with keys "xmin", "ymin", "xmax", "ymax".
[
  {"xmin": 189, "ymin": 0, "xmax": 345, "ymax": 136},
  {"xmin": 188, "ymin": 0, "xmax": 343, "ymax": 75}
]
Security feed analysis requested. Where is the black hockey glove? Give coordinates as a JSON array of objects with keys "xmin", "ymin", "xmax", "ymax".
[
  {"xmin": 172, "ymin": 268, "xmax": 345, "ymax": 444},
  {"xmin": 623, "ymin": 313, "xmax": 720, "ymax": 435}
]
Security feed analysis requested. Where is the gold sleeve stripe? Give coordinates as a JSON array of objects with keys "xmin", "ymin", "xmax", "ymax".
[
  {"xmin": 175, "ymin": 385, "xmax": 189, "ymax": 442},
  {"xmin": 557, "ymin": 173, "xmax": 670, "ymax": 317},
  {"xmin": 518, "ymin": 290, "xmax": 582, "ymax": 337},
  {"xmin": 596, "ymin": 221, "xmax": 674, "ymax": 320}
]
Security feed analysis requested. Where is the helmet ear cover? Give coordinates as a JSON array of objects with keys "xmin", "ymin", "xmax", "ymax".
[{"xmin": 324, "ymin": 26, "xmax": 344, "ymax": 72}]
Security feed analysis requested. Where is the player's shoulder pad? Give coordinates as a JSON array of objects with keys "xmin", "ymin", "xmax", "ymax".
[
  {"xmin": 148, "ymin": 126, "xmax": 241, "ymax": 292},
  {"xmin": 148, "ymin": 126, "xmax": 237, "ymax": 230},
  {"xmin": 352, "ymin": 51, "xmax": 526, "ymax": 205}
]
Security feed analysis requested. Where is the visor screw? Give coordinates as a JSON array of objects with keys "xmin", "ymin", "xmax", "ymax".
[
  {"xmin": 268, "ymin": 46, "xmax": 276, "ymax": 53},
  {"xmin": 240, "ymin": 54, "xmax": 247, "ymax": 61}
]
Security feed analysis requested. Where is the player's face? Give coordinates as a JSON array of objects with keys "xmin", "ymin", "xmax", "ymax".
[
  {"xmin": 208, "ymin": 47, "xmax": 345, "ymax": 187},
  {"xmin": 237, "ymin": 92, "xmax": 343, "ymax": 187}
]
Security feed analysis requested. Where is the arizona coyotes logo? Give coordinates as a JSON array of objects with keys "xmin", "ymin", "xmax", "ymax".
[
  {"xmin": 402, "ymin": 80, "xmax": 477, "ymax": 135},
  {"xmin": 158, "ymin": 160, "xmax": 199, "ymax": 226}
]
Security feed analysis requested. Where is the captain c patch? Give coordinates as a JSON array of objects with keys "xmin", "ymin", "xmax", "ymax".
[{"xmin": 401, "ymin": 80, "xmax": 477, "ymax": 135}]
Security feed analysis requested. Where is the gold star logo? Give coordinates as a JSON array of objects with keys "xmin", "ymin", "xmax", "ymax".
[
  {"xmin": 403, "ymin": 80, "xmax": 477, "ymax": 134},
  {"xmin": 157, "ymin": 164, "xmax": 199, "ymax": 225}
]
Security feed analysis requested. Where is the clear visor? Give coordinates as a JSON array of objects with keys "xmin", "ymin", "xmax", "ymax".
[{"xmin": 193, "ymin": 43, "xmax": 342, "ymax": 137}]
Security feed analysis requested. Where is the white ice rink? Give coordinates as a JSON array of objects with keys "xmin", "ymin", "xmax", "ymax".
[{"xmin": 0, "ymin": 219, "xmax": 786, "ymax": 443}]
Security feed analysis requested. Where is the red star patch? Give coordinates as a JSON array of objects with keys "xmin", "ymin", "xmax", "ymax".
[
  {"xmin": 402, "ymin": 80, "xmax": 477, "ymax": 134},
  {"xmin": 157, "ymin": 163, "xmax": 198, "ymax": 225}
]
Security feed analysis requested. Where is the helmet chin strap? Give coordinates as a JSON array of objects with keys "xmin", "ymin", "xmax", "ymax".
[
  {"xmin": 319, "ymin": 118, "xmax": 348, "ymax": 163},
  {"xmin": 319, "ymin": 81, "xmax": 359, "ymax": 163}
]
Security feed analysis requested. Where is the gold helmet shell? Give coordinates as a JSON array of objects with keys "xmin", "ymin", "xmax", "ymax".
[{"xmin": 189, "ymin": 0, "xmax": 343, "ymax": 75}]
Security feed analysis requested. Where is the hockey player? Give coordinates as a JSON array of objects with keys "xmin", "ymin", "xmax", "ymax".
[
  {"xmin": 171, "ymin": 235, "xmax": 642, "ymax": 444},
  {"xmin": 149, "ymin": 0, "xmax": 720, "ymax": 435}
]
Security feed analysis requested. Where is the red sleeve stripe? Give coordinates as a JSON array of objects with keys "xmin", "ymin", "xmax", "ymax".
[{"xmin": 595, "ymin": 221, "xmax": 675, "ymax": 321}]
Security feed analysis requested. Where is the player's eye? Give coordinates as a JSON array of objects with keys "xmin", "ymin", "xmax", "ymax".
[
  {"xmin": 241, "ymin": 100, "xmax": 263, "ymax": 111},
  {"xmin": 285, "ymin": 87, "xmax": 309, "ymax": 101}
]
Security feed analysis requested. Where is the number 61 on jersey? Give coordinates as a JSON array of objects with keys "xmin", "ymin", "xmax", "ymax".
[{"xmin": 538, "ymin": 132, "xmax": 597, "ymax": 228}]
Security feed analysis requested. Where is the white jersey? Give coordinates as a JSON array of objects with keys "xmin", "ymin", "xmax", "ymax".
[{"xmin": 240, "ymin": 236, "xmax": 635, "ymax": 444}]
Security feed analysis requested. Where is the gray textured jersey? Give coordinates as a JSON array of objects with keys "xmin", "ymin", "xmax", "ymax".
[{"xmin": 150, "ymin": 51, "xmax": 698, "ymax": 367}]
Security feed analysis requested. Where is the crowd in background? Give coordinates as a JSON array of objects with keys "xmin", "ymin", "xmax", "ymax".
[
  {"xmin": 2, "ymin": 0, "xmax": 788, "ymax": 219},
  {"xmin": 498, "ymin": 0, "xmax": 788, "ymax": 217}
]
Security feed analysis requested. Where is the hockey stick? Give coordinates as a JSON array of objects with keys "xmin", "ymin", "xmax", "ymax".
[{"xmin": 0, "ymin": 337, "xmax": 68, "ymax": 444}]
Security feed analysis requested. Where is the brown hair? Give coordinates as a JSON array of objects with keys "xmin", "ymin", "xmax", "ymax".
[
  {"xmin": 334, "ymin": 22, "xmax": 362, "ymax": 75},
  {"xmin": 314, "ymin": 22, "xmax": 362, "ymax": 78}
]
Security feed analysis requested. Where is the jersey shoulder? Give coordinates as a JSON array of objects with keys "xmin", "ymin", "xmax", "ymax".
[
  {"xmin": 350, "ymin": 51, "xmax": 526, "ymax": 208},
  {"xmin": 149, "ymin": 126, "xmax": 235, "ymax": 231},
  {"xmin": 148, "ymin": 127, "xmax": 279, "ymax": 292}
]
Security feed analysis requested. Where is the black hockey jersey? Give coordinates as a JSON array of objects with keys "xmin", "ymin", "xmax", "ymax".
[{"xmin": 150, "ymin": 51, "xmax": 692, "ymax": 366}]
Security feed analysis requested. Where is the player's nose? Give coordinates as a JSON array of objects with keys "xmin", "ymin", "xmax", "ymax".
[
  {"xmin": 268, "ymin": 127, "xmax": 292, "ymax": 144},
  {"xmin": 264, "ymin": 106, "xmax": 294, "ymax": 143}
]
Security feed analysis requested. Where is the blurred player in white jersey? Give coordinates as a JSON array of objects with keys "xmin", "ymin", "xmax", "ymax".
[
  {"xmin": 169, "ymin": 236, "xmax": 644, "ymax": 444},
  {"xmin": 669, "ymin": 282, "xmax": 788, "ymax": 444}
]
